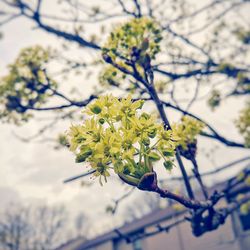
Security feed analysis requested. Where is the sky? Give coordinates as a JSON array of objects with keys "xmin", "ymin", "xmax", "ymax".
[
  {"xmin": 0, "ymin": 0, "xmax": 249, "ymax": 239},
  {"xmin": 0, "ymin": 1, "xmax": 130, "ymax": 236}
]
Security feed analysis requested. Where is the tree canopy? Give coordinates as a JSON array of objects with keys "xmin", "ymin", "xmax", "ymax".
[{"xmin": 0, "ymin": 0, "xmax": 250, "ymax": 238}]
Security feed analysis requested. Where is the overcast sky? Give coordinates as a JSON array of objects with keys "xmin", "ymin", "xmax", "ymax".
[
  {"xmin": 0, "ymin": 2, "xmax": 128, "ymax": 236},
  {"xmin": 0, "ymin": 0, "xmax": 249, "ymax": 238}
]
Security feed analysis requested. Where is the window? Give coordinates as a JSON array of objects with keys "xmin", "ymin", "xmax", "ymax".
[{"xmin": 132, "ymin": 239, "xmax": 142, "ymax": 250}]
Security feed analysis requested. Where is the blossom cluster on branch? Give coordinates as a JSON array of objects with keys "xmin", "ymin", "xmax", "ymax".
[
  {"xmin": 68, "ymin": 95, "xmax": 203, "ymax": 186},
  {"xmin": 235, "ymin": 102, "xmax": 250, "ymax": 147},
  {"xmin": 0, "ymin": 46, "xmax": 56, "ymax": 124}
]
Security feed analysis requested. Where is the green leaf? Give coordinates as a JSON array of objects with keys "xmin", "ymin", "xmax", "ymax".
[
  {"xmin": 148, "ymin": 128, "xmax": 157, "ymax": 138},
  {"xmin": 75, "ymin": 149, "xmax": 92, "ymax": 163},
  {"xmin": 162, "ymin": 149, "xmax": 174, "ymax": 157},
  {"xmin": 148, "ymin": 152, "xmax": 161, "ymax": 161}
]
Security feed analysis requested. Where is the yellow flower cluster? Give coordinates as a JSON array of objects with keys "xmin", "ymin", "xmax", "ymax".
[
  {"xmin": 240, "ymin": 201, "xmax": 250, "ymax": 215},
  {"xmin": 68, "ymin": 95, "xmax": 177, "ymax": 185},
  {"xmin": 235, "ymin": 102, "xmax": 250, "ymax": 147},
  {"xmin": 235, "ymin": 28, "xmax": 250, "ymax": 44},
  {"xmin": 99, "ymin": 65, "xmax": 127, "ymax": 88},
  {"xmin": 102, "ymin": 17, "xmax": 162, "ymax": 64},
  {"xmin": 172, "ymin": 116, "xmax": 204, "ymax": 150},
  {"xmin": 0, "ymin": 46, "xmax": 56, "ymax": 124}
]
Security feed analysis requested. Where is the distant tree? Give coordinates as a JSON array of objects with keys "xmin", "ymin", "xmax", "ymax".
[
  {"xmin": 0, "ymin": 203, "xmax": 83, "ymax": 250},
  {"xmin": 74, "ymin": 212, "xmax": 89, "ymax": 238}
]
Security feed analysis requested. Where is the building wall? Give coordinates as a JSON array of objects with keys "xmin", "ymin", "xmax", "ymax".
[
  {"xmin": 86, "ymin": 241, "xmax": 113, "ymax": 250},
  {"xmin": 144, "ymin": 215, "xmax": 241, "ymax": 250},
  {"xmin": 113, "ymin": 237, "xmax": 148, "ymax": 250},
  {"xmin": 84, "ymin": 211, "xmax": 250, "ymax": 250},
  {"xmin": 231, "ymin": 211, "xmax": 250, "ymax": 250}
]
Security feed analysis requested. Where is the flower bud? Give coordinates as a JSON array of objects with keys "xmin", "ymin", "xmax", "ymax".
[
  {"xmin": 137, "ymin": 100, "xmax": 145, "ymax": 109},
  {"xmin": 142, "ymin": 137, "xmax": 150, "ymax": 146},
  {"xmin": 90, "ymin": 105, "xmax": 102, "ymax": 114},
  {"xmin": 99, "ymin": 118, "xmax": 105, "ymax": 124},
  {"xmin": 164, "ymin": 161, "xmax": 173, "ymax": 171},
  {"xmin": 140, "ymin": 112, "xmax": 150, "ymax": 120},
  {"xmin": 115, "ymin": 115, "xmax": 122, "ymax": 121},
  {"xmin": 148, "ymin": 128, "xmax": 157, "ymax": 138},
  {"xmin": 161, "ymin": 131, "xmax": 171, "ymax": 140}
]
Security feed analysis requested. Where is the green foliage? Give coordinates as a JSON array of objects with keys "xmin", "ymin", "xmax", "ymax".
[
  {"xmin": 172, "ymin": 116, "xmax": 204, "ymax": 150},
  {"xmin": 235, "ymin": 29, "xmax": 250, "ymax": 44},
  {"xmin": 99, "ymin": 65, "xmax": 127, "ymax": 88},
  {"xmin": 0, "ymin": 45, "xmax": 56, "ymax": 124},
  {"xmin": 68, "ymin": 95, "xmax": 178, "ymax": 185},
  {"xmin": 55, "ymin": 133, "xmax": 69, "ymax": 150},
  {"xmin": 217, "ymin": 63, "xmax": 236, "ymax": 74},
  {"xmin": 235, "ymin": 102, "xmax": 250, "ymax": 147},
  {"xmin": 237, "ymin": 171, "xmax": 250, "ymax": 214},
  {"xmin": 207, "ymin": 90, "xmax": 221, "ymax": 110},
  {"xmin": 102, "ymin": 17, "xmax": 162, "ymax": 65},
  {"xmin": 154, "ymin": 80, "xmax": 169, "ymax": 94},
  {"xmin": 237, "ymin": 72, "xmax": 250, "ymax": 92},
  {"xmin": 245, "ymin": 176, "xmax": 250, "ymax": 186},
  {"xmin": 238, "ymin": 193, "xmax": 250, "ymax": 215},
  {"xmin": 240, "ymin": 201, "xmax": 250, "ymax": 215},
  {"xmin": 105, "ymin": 205, "xmax": 115, "ymax": 214}
]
